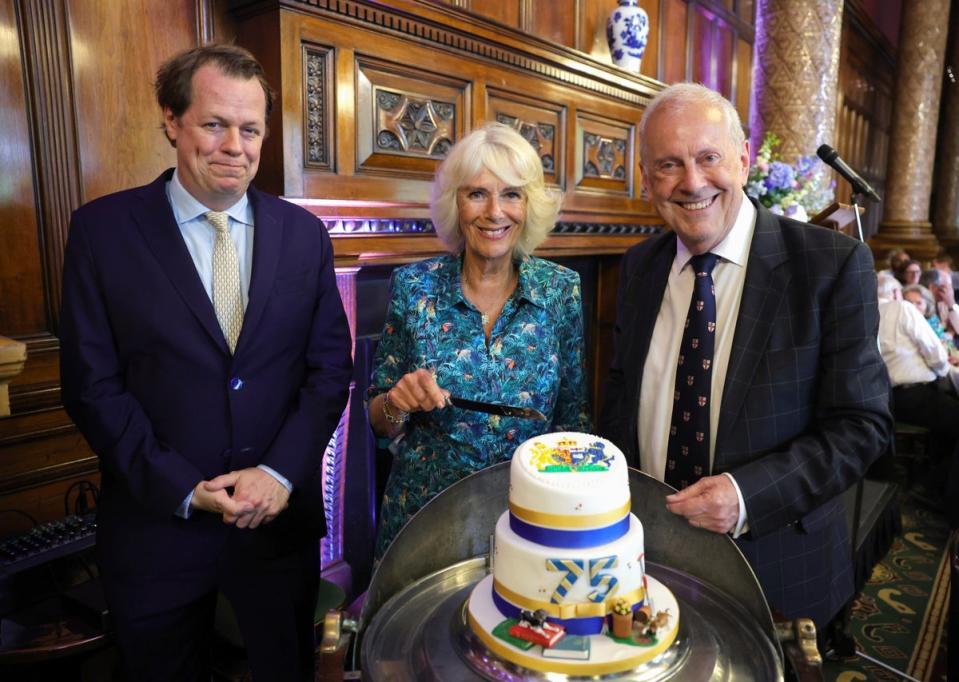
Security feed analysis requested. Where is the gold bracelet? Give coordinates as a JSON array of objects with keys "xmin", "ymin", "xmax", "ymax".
[{"xmin": 382, "ymin": 390, "xmax": 410, "ymax": 425}]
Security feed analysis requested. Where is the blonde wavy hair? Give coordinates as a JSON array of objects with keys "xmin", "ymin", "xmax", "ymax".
[{"xmin": 430, "ymin": 122, "xmax": 562, "ymax": 257}]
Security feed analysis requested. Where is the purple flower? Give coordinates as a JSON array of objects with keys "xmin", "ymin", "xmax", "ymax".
[
  {"xmin": 765, "ymin": 161, "xmax": 796, "ymax": 191},
  {"xmin": 795, "ymin": 156, "xmax": 816, "ymax": 174},
  {"xmin": 784, "ymin": 203, "xmax": 809, "ymax": 222}
]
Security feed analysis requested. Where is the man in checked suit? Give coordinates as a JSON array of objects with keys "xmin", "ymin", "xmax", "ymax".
[
  {"xmin": 599, "ymin": 83, "xmax": 891, "ymax": 630},
  {"xmin": 59, "ymin": 45, "xmax": 352, "ymax": 680}
]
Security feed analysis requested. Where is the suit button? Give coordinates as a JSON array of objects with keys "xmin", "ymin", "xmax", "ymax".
[
  {"xmin": 222, "ymin": 448, "xmax": 232, "ymax": 460},
  {"xmin": 229, "ymin": 377, "xmax": 244, "ymax": 391}
]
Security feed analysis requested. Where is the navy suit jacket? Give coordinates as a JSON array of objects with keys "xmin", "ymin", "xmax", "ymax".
[
  {"xmin": 60, "ymin": 170, "xmax": 352, "ymax": 610},
  {"xmin": 600, "ymin": 199, "xmax": 892, "ymax": 626}
]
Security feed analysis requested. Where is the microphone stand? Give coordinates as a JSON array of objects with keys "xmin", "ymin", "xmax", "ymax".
[{"xmin": 851, "ymin": 192, "xmax": 865, "ymax": 243}]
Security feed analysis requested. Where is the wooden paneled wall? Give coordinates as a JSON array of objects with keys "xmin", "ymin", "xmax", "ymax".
[
  {"xmin": 234, "ymin": 0, "xmax": 662, "ymax": 217},
  {"xmin": 434, "ymin": 0, "xmax": 755, "ymax": 124},
  {"xmin": 0, "ymin": 0, "xmax": 218, "ymax": 536},
  {"xmin": 834, "ymin": 0, "xmax": 896, "ymax": 240}
]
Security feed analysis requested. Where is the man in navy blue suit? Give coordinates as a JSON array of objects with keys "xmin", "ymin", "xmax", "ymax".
[
  {"xmin": 60, "ymin": 44, "xmax": 352, "ymax": 681},
  {"xmin": 600, "ymin": 83, "xmax": 891, "ymax": 630}
]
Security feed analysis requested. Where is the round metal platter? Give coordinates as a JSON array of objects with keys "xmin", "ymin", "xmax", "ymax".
[{"xmin": 361, "ymin": 556, "xmax": 783, "ymax": 681}]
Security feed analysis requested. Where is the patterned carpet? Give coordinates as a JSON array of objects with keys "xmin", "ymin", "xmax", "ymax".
[{"xmin": 823, "ymin": 495, "xmax": 952, "ymax": 681}]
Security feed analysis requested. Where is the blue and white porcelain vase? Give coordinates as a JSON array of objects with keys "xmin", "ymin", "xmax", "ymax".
[{"xmin": 606, "ymin": 0, "xmax": 649, "ymax": 73}]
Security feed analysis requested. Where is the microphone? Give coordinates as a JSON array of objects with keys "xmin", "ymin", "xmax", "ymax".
[{"xmin": 816, "ymin": 144, "xmax": 881, "ymax": 202}]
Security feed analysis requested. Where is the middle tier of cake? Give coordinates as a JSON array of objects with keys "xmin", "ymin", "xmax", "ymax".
[{"xmin": 492, "ymin": 511, "xmax": 647, "ymax": 635}]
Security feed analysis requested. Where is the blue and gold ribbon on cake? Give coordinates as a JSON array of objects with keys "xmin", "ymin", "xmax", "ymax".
[
  {"xmin": 491, "ymin": 578, "xmax": 646, "ymax": 635},
  {"xmin": 508, "ymin": 499, "xmax": 631, "ymax": 548}
]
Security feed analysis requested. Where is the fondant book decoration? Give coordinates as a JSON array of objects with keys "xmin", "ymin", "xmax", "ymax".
[
  {"xmin": 542, "ymin": 635, "xmax": 591, "ymax": 660},
  {"xmin": 491, "ymin": 619, "xmax": 535, "ymax": 651}
]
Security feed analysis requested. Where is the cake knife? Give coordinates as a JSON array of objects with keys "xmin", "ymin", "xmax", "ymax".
[{"xmin": 447, "ymin": 395, "xmax": 547, "ymax": 421}]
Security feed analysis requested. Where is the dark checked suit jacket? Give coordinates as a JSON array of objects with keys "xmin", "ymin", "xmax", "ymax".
[
  {"xmin": 599, "ymin": 198, "xmax": 892, "ymax": 627},
  {"xmin": 60, "ymin": 169, "xmax": 353, "ymax": 618}
]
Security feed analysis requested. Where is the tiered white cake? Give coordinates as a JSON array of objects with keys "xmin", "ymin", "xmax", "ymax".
[{"xmin": 467, "ymin": 432, "xmax": 679, "ymax": 675}]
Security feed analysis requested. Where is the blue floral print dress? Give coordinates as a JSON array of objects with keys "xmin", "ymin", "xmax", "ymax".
[{"xmin": 370, "ymin": 253, "xmax": 590, "ymax": 557}]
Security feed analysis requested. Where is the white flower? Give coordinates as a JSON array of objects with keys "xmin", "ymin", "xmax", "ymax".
[{"xmin": 784, "ymin": 204, "xmax": 809, "ymax": 222}]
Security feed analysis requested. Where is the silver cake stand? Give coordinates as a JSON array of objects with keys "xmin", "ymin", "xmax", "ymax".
[{"xmin": 360, "ymin": 463, "xmax": 785, "ymax": 681}]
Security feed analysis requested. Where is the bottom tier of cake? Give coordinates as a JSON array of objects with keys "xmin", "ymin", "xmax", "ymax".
[{"xmin": 467, "ymin": 573, "xmax": 680, "ymax": 675}]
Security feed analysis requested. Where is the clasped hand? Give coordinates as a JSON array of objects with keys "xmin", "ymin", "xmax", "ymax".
[{"xmin": 191, "ymin": 467, "xmax": 290, "ymax": 529}]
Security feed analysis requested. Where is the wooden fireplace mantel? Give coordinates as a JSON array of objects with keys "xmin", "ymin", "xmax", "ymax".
[{"xmin": 231, "ymin": 0, "xmax": 667, "ymax": 260}]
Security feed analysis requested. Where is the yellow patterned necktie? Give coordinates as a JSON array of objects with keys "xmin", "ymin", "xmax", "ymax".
[{"xmin": 205, "ymin": 211, "xmax": 243, "ymax": 353}]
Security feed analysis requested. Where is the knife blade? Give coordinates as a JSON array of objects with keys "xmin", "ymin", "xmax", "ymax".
[{"xmin": 448, "ymin": 396, "xmax": 547, "ymax": 421}]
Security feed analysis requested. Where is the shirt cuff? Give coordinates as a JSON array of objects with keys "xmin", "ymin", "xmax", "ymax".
[
  {"xmin": 722, "ymin": 472, "xmax": 749, "ymax": 538},
  {"xmin": 258, "ymin": 464, "xmax": 293, "ymax": 493},
  {"xmin": 176, "ymin": 490, "xmax": 194, "ymax": 519}
]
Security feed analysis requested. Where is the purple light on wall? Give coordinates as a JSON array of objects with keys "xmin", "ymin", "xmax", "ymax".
[{"xmin": 692, "ymin": 6, "xmax": 718, "ymax": 91}]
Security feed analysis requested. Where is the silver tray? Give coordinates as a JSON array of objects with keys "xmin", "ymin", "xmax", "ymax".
[{"xmin": 361, "ymin": 556, "xmax": 783, "ymax": 681}]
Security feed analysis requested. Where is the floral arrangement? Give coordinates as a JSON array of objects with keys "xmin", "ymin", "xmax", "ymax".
[
  {"xmin": 745, "ymin": 133, "xmax": 834, "ymax": 223},
  {"xmin": 612, "ymin": 597, "xmax": 632, "ymax": 616}
]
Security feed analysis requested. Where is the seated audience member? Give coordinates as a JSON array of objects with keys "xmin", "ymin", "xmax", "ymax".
[
  {"xmin": 932, "ymin": 248, "xmax": 959, "ymax": 292},
  {"xmin": 897, "ymin": 259, "xmax": 922, "ymax": 286},
  {"xmin": 920, "ymin": 267, "xmax": 959, "ymax": 340},
  {"xmin": 880, "ymin": 247, "xmax": 910, "ymax": 279},
  {"xmin": 880, "ymin": 275, "xmax": 959, "ymax": 526},
  {"xmin": 367, "ymin": 123, "xmax": 590, "ymax": 559},
  {"xmin": 903, "ymin": 283, "xmax": 956, "ymax": 353},
  {"xmin": 879, "ymin": 274, "xmax": 951, "ymax": 390}
]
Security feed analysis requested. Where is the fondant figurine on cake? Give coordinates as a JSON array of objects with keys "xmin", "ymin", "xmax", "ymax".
[
  {"xmin": 508, "ymin": 609, "xmax": 566, "ymax": 648},
  {"xmin": 633, "ymin": 606, "xmax": 672, "ymax": 645}
]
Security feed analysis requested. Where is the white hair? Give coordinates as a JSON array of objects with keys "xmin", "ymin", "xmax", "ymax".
[
  {"xmin": 639, "ymin": 82, "xmax": 745, "ymax": 169},
  {"xmin": 876, "ymin": 272, "xmax": 902, "ymax": 301}
]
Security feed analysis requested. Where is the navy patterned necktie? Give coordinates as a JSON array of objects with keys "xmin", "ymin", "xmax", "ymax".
[{"xmin": 665, "ymin": 252, "xmax": 719, "ymax": 490}]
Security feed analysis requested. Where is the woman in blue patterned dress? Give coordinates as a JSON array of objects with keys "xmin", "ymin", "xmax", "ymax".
[{"xmin": 368, "ymin": 123, "xmax": 591, "ymax": 558}]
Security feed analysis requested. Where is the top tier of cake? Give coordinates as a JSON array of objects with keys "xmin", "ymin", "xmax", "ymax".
[{"xmin": 509, "ymin": 432, "xmax": 630, "ymax": 532}]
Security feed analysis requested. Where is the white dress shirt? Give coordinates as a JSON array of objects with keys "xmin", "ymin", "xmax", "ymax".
[
  {"xmin": 166, "ymin": 170, "xmax": 291, "ymax": 517},
  {"xmin": 879, "ymin": 299, "xmax": 950, "ymax": 386},
  {"xmin": 167, "ymin": 169, "xmax": 254, "ymax": 307},
  {"xmin": 639, "ymin": 193, "xmax": 756, "ymax": 534},
  {"xmin": 936, "ymin": 300, "xmax": 959, "ymax": 338}
]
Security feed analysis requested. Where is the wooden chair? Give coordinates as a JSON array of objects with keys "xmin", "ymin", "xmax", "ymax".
[{"xmin": 892, "ymin": 421, "xmax": 931, "ymax": 488}]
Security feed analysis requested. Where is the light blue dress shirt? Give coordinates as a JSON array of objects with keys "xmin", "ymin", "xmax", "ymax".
[{"xmin": 166, "ymin": 170, "xmax": 292, "ymax": 518}]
